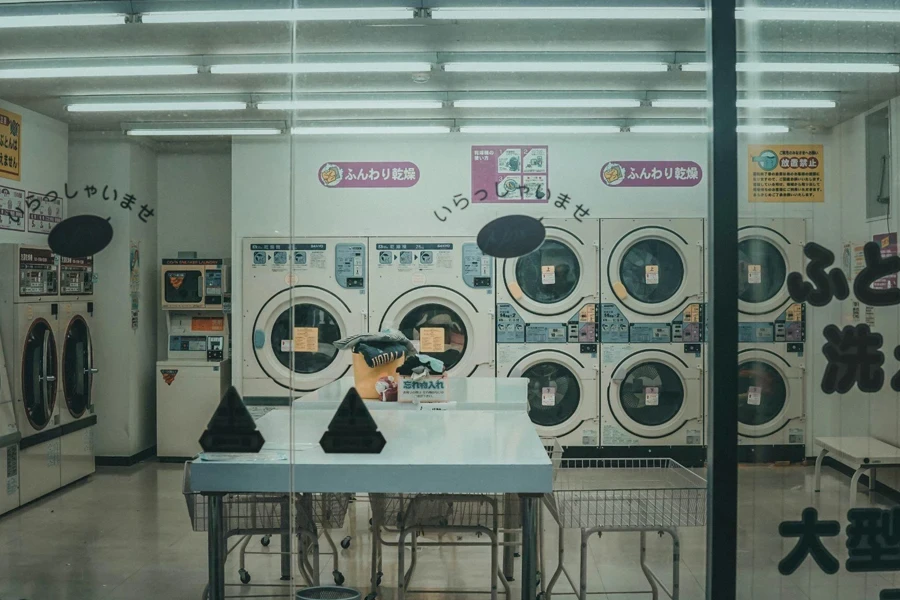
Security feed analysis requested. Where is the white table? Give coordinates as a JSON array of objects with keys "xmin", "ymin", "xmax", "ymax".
[
  {"xmin": 814, "ymin": 436, "xmax": 900, "ymax": 506},
  {"xmin": 190, "ymin": 377, "xmax": 552, "ymax": 600}
]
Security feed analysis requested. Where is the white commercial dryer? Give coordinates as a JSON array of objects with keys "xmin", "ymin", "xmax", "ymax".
[
  {"xmin": 738, "ymin": 218, "xmax": 806, "ymax": 343},
  {"xmin": 58, "ymin": 256, "xmax": 97, "ymax": 486},
  {"xmin": 737, "ymin": 344, "xmax": 806, "ymax": 461},
  {"xmin": 0, "ymin": 321, "xmax": 21, "ymax": 516},
  {"xmin": 243, "ymin": 238, "xmax": 368, "ymax": 396},
  {"xmin": 601, "ymin": 344, "xmax": 703, "ymax": 449},
  {"xmin": 600, "ymin": 219, "xmax": 704, "ymax": 344},
  {"xmin": 369, "ymin": 237, "xmax": 494, "ymax": 377},
  {"xmin": 0, "ymin": 244, "xmax": 62, "ymax": 505},
  {"xmin": 497, "ymin": 343, "xmax": 599, "ymax": 447}
]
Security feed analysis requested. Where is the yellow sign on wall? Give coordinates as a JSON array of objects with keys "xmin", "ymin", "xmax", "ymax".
[
  {"xmin": 0, "ymin": 108, "xmax": 21, "ymax": 182},
  {"xmin": 748, "ymin": 144, "xmax": 824, "ymax": 203}
]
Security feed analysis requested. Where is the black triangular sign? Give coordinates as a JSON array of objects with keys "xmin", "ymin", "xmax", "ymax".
[
  {"xmin": 199, "ymin": 386, "xmax": 265, "ymax": 453},
  {"xmin": 320, "ymin": 387, "xmax": 386, "ymax": 453}
]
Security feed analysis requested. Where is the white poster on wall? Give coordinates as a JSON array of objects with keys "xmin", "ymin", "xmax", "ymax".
[
  {"xmin": 26, "ymin": 190, "xmax": 62, "ymax": 234},
  {"xmin": 0, "ymin": 185, "xmax": 25, "ymax": 232}
]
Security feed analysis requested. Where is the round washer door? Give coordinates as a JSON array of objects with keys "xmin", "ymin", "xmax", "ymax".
[
  {"xmin": 737, "ymin": 350, "xmax": 802, "ymax": 438},
  {"xmin": 506, "ymin": 350, "xmax": 588, "ymax": 438},
  {"xmin": 503, "ymin": 227, "xmax": 595, "ymax": 317},
  {"xmin": 606, "ymin": 226, "xmax": 698, "ymax": 317},
  {"xmin": 252, "ymin": 287, "xmax": 354, "ymax": 392},
  {"xmin": 738, "ymin": 227, "xmax": 792, "ymax": 316},
  {"xmin": 378, "ymin": 287, "xmax": 489, "ymax": 377},
  {"xmin": 607, "ymin": 350, "xmax": 700, "ymax": 439},
  {"xmin": 22, "ymin": 318, "xmax": 57, "ymax": 431},
  {"xmin": 63, "ymin": 315, "xmax": 93, "ymax": 419}
]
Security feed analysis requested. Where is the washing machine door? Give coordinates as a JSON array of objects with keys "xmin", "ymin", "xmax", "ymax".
[
  {"xmin": 502, "ymin": 225, "xmax": 597, "ymax": 317},
  {"xmin": 738, "ymin": 226, "xmax": 796, "ymax": 316},
  {"xmin": 252, "ymin": 287, "xmax": 356, "ymax": 392},
  {"xmin": 62, "ymin": 316, "xmax": 95, "ymax": 419},
  {"xmin": 378, "ymin": 286, "xmax": 489, "ymax": 377},
  {"xmin": 22, "ymin": 318, "xmax": 57, "ymax": 431},
  {"xmin": 606, "ymin": 225, "xmax": 701, "ymax": 317},
  {"xmin": 505, "ymin": 349, "xmax": 589, "ymax": 438},
  {"xmin": 607, "ymin": 350, "xmax": 700, "ymax": 439},
  {"xmin": 737, "ymin": 349, "xmax": 802, "ymax": 438}
]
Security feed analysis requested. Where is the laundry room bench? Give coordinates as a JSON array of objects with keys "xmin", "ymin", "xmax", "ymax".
[{"xmin": 814, "ymin": 436, "xmax": 900, "ymax": 507}]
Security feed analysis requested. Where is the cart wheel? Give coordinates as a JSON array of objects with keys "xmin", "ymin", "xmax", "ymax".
[
  {"xmin": 334, "ymin": 570, "xmax": 345, "ymax": 585},
  {"xmin": 365, "ymin": 594, "xmax": 378, "ymax": 600},
  {"xmin": 239, "ymin": 569, "xmax": 251, "ymax": 585},
  {"xmin": 261, "ymin": 535, "xmax": 271, "ymax": 547},
  {"xmin": 341, "ymin": 536, "xmax": 352, "ymax": 549}
]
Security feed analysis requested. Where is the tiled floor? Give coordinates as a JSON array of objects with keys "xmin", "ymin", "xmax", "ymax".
[{"xmin": 0, "ymin": 462, "xmax": 894, "ymax": 599}]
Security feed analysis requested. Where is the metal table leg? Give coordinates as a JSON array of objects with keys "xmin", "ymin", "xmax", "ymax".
[
  {"xmin": 850, "ymin": 467, "xmax": 865, "ymax": 508},
  {"xmin": 281, "ymin": 496, "xmax": 292, "ymax": 581},
  {"xmin": 814, "ymin": 448, "xmax": 828, "ymax": 492},
  {"xmin": 503, "ymin": 494, "xmax": 516, "ymax": 581},
  {"xmin": 520, "ymin": 494, "xmax": 540, "ymax": 600},
  {"xmin": 206, "ymin": 493, "xmax": 226, "ymax": 600}
]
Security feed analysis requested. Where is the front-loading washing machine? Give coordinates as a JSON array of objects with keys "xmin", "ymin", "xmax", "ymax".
[
  {"xmin": 497, "ymin": 343, "xmax": 599, "ymax": 447},
  {"xmin": 601, "ymin": 344, "xmax": 703, "ymax": 450},
  {"xmin": 738, "ymin": 218, "xmax": 806, "ymax": 343},
  {"xmin": 600, "ymin": 219, "xmax": 705, "ymax": 344},
  {"xmin": 243, "ymin": 238, "xmax": 368, "ymax": 397},
  {"xmin": 737, "ymin": 344, "xmax": 805, "ymax": 462},
  {"xmin": 369, "ymin": 238, "xmax": 494, "ymax": 377},
  {"xmin": 0, "ymin": 322, "xmax": 21, "ymax": 516},
  {"xmin": 0, "ymin": 244, "xmax": 62, "ymax": 505},
  {"xmin": 58, "ymin": 256, "xmax": 97, "ymax": 486}
]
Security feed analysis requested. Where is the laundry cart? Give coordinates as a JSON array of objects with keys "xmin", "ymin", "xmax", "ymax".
[
  {"xmin": 183, "ymin": 463, "xmax": 352, "ymax": 597},
  {"xmin": 543, "ymin": 458, "xmax": 706, "ymax": 600}
]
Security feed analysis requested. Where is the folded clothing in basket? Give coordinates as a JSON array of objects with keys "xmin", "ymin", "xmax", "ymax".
[{"xmin": 335, "ymin": 329, "xmax": 417, "ymax": 367}]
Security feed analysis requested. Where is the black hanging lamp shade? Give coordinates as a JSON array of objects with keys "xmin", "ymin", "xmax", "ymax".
[
  {"xmin": 48, "ymin": 215, "xmax": 113, "ymax": 258},
  {"xmin": 477, "ymin": 215, "xmax": 546, "ymax": 259}
]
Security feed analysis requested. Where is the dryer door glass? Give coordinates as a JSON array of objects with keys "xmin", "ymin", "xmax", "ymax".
[
  {"xmin": 163, "ymin": 269, "xmax": 204, "ymax": 304},
  {"xmin": 399, "ymin": 303, "xmax": 467, "ymax": 369},
  {"xmin": 515, "ymin": 240, "xmax": 581, "ymax": 304},
  {"xmin": 63, "ymin": 317, "xmax": 91, "ymax": 418},
  {"xmin": 738, "ymin": 360, "xmax": 787, "ymax": 426},
  {"xmin": 523, "ymin": 362, "xmax": 581, "ymax": 427},
  {"xmin": 619, "ymin": 239, "xmax": 684, "ymax": 304},
  {"xmin": 22, "ymin": 319, "xmax": 57, "ymax": 430},
  {"xmin": 270, "ymin": 304, "xmax": 341, "ymax": 374},
  {"xmin": 619, "ymin": 361, "xmax": 684, "ymax": 426},
  {"xmin": 738, "ymin": 238, "xmax": 786, "ymax": 304}
]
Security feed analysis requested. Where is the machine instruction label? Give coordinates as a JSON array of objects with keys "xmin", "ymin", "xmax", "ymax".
[
  {"xmin": 0, "ymin": 185, "xmax": 25, "ymax": 232},
  {"xmin": 335, "ymin": 243, "xmax": 366, "ymax": 289}
]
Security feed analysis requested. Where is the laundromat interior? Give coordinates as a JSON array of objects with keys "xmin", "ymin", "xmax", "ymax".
[{"xmin": 3, "ymin": 2, "xmax": 900, "ymax": 599}]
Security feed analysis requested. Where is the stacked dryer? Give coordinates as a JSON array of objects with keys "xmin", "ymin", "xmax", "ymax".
[
  {"xmin": 737, "ymin": 218, "xmax": 807, "ymax": 461},
  {"xmin": 495, "ymin": 219, "xmax": 600, "ymax": 447},
  {"xmin": 599, "ymin": 219, "xmax": 705, "ymax": 458},
  {"xmin": 0, "ymin": 244, "xmax": 62, "ymax": 504},
  {"xmin": 0, "ymin": 310, "xmax": 21, "ymax": 515}
]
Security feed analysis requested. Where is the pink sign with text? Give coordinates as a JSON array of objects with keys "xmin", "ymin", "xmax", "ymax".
[
  {"xmin": 318, "ymin": 162, "xmax": 419, "ymax": 188},
  {"xmin": 601, "ymin": 161, "xmax": 703, "ymax": 187},
  {"xmin": 472, "ymin": 145, "xmax": 549, "ymax": 203}
]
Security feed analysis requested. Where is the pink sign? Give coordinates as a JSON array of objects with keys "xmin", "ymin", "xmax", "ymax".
[
  {"xmin": 318, "ymin": 162, "xmax": 419, "ymax": 188},
  {"xmin": 872, "ymin": 233, "xmax": 898, "ymax": 290},
  {"xmin": 472, "ymin": 145, "xmax": 549, "ymax": 203},
  {"xmin": 601, "ymin": 161, "xmax": 703, "ymax": 187}
]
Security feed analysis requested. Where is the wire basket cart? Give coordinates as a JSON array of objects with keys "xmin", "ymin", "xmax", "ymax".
[
  {"xmin": 543, "ymin": 458, "xmax": 706, "ymax": 600},
  {"xmin": 183, "ymin": 463, "xmax": 353, "ymax": 598}
]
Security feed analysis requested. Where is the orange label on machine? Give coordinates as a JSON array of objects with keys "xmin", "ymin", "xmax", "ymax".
[
  {"xmin": 293, "ymin": 327, "xmax": 319, "ymax": 352},
  {"xmin": 192, "ymin": 317, "xmax": 224, "ymax": 332},
  {"xmin": 419, "ymin": 327, "xmax": 445, "ymax": 353}
]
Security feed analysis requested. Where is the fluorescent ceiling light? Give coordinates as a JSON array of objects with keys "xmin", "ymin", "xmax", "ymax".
[
  {"xmin": 459, "ymin": 125, "xmax": 621, "ymax": 134},
  {"xmin": 630, "ymin": 125, "xmax": 710, "ymax": 134},
  {"xmin": 68, "ymin": 101, "xmax": 247, "ymax": 113},
  {"xmin": 127, "ymin": 128, "xmax": 281, "ymax": 137},
  {"xmin": 683, "ymin": 61, "xmax": 899, "ymax": 73},
  {"xmin": 291, "ymin": 126, "xmax": 450, "ymax": 135},
  {"xmin": 444, "ymin": 61, "xmax": 668, "ymax": 73},
  {"xmin": 212, "ymin": 62, "xmax": 431, "ymax": 75},
  {"xmin": 651, "ymin": 99, "xmax": 710, "ymax": 108},
  {"xmin": 259, "ymin": 100, "xmax": 443, "ymax": 110},
  {"xmin": 0, "ymin": 14, "xmax": 126, "ymax": 28},
  {"xmin": 454, "ymin": 99, "xmax": 641, "ymax": 109},
  {"xmin": 141, "ymin": 7, "xmax": 414, "ymax": 24},
  {"xmin": 0, "ymin": 65, "xmax": 198, "ymax": 80},
  {"xmin": 737, "ymin": 125, "xmax": 790, "ymax": 134},
  {"xmin": 652, "ymin": 98, "xmax": 836, "ymax": 108},
  {"xmin": 431, "ymin": 7, "xmax": 705, "ymax": 20},
  {"xmin": 737, "ymin": 8, "xmax": 900, "ymax": 22}
]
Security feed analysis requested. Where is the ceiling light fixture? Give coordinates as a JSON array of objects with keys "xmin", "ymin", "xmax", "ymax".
[
  {"xmin": 0, "ymin": 65, "xmax": 198, "ymax": 80},
  {"xmin": 682, "ymin": 61, "xmax": 900, "ymax": 73},
  {"xmin": 430, "ymin": 7, "xmax": 705, "ymax": 20},
  {"xmin": 651, "ymin": 99, "xmax": 836, "ymax": 108},
  {"xmin": 444, "ymin": 61, "xmax": 668, "ymax": 73},
  {"xmin": 141, "ymin": 7, "xmax": 415, "ymax": 24},
  {"xmin": 453, "ymin": 99, "xmax": 642, "ymax": 109},
  {"xmin": 0, "ymin": 14, "xmax": 127, "ymax": 28},
  {"xmin": 737, "ymin": 125, "xmax": 791, "ymax": 133},
  {"xmin": 737, "ymin": 7, "xmax": 900, "ymax": 22},
  {"xmin": 259, "ymin": 100, "xmax": 443, "ymax": 110},
  {"xmin": 630, "ymin": 125, "xmax": 711, "ymax": 133},
  {"xmin": 459, "ymin": 125, "xmax": 621, "ymax": 134},
  {"xmin": 291, "ymin": 126, "xmax": 450, "ymax": 135},
  {"xmin": 650, "ymin": 99, "xmax": 710, "ymax": 108},
  {"xmin": 211, "ymin": 62, "xmax": 432, "ymax": 75},
  {"xmin": 67, "ymin": 101, "xmax": 247, "ymax": 113},
  {"xmin": 126, "ymin": 128, "xmax": 281, "ymax": 137}
]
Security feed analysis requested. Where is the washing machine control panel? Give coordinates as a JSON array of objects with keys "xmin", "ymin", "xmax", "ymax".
[
  {"xmin": 59, "ymin": 256, "xmax": 93, "ymax": 296},
  {"xmin": 497, "ymin": 303, "xmax": 598, "ymax": 351},
  {"xmin": 248, "ymin": 242, "xmax": 366, "ymax": 290},
  {"xmin": 600, "ymin": 303, "xmax": 705, "ymax": 344},
  {"xmin": 738, "ymin": 303, "xmax": 805, "ymax": 343},
  {"xmin": 17, "ymin": 247, "xmax": 57, "ymax": 297},
  {"xmin": 462, "ymin": 243, "xmax": 493, "ymax": 289}
]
